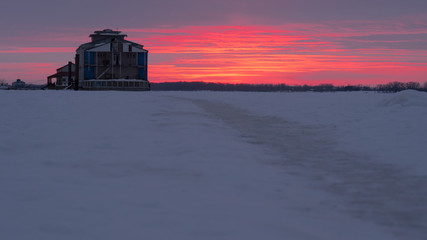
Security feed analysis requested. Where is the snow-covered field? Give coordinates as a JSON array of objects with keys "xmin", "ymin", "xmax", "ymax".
[{"xmin": 1, "ymin": 90, "xmax": 426, "ymax": 240}]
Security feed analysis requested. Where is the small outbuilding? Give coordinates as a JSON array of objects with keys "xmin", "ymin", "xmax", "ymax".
[
  {"xmin": 11, "ymin": 79, "xmax": 26, "ymax": 89},
  {"xmin": 47, "ymin": 62, "xmax": 75, "ymax": 89}
]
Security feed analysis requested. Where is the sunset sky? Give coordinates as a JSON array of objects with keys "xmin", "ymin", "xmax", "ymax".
[{"xmin": 1, "ymin": 0, "xmax": 426, "ymax": 85}]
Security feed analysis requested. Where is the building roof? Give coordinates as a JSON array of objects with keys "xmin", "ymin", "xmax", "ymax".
[
  {"xmin": 56, "ymin": 62, "xmax": 75, "ymax": 72},
  {"xmin": 89, "ymin": 29, "xmax": 127, "ymax": 41},
  {"xmin": 77, "ymin": 29, "xmax": 144, "ymax": 52},
  {"xmin": 12, "ymin": 79, "xmax": 26, "ymax": 86}
]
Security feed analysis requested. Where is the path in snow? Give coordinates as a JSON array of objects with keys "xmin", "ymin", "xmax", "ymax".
[{"xmin": 190, "ymin": 98, "xmax": 427, "ymax": 240}]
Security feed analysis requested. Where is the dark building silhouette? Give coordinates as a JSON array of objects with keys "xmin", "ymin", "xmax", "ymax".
[
  {"xmin": 47, "ymin": 62, "xmax": 75, "ymax": 89},
  {"xmin": 47, "ymin": 29, "xmax": 149, "ymax": 91}
]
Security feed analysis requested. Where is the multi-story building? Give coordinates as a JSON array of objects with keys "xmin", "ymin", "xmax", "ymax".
[
  {"xmin": 47, "ymin": 29, "xmax": 149, "ymax": 91},
  {"xmin": 76, "ymin": 29, "xmax": 149, "ymax": 90}
]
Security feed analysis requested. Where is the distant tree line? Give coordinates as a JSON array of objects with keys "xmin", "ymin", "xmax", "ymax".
[{"xmin": 151, "ymin": 81, "xmax": 427, "ymax": 92}]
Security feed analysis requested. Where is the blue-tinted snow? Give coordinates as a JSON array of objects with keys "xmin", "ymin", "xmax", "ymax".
[{"xmin": 0, "ymin": 90, "xmax": 426, "ymax": 240}]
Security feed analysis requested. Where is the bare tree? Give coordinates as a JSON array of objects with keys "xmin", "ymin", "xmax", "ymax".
[{"xmin": 405, "ymin": 82, "xmax": 421, "ymax": 90}]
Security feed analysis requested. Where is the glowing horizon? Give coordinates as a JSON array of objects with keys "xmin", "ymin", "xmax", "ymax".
[{"xmin": 1, "ymin": 21, "xmax": 427, "ymax": 86}]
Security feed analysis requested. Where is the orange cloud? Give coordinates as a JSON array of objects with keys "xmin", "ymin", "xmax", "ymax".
[
  {"xmin": 3, "ymin": 22, "xmax": 427, "ymax": 85},
  {"xmin": 122, "ymin": 24, "xmax": 427, "ymax": 85}
]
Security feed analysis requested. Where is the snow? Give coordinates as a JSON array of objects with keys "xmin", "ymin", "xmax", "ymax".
[{"xmin": 1, "ymin": 90, "xmax": 426, "ymax": 239}]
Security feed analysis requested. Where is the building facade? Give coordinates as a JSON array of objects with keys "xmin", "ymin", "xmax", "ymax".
[
  {"xmin": 47, "ymin": 62, "xmax": 75, "ymax": 89},
  {"xmin": 11, "ymin": 79, "xmax": 26, "ymax": 89},
  {"xmin": 76, "ymin": 29, "xmax": 149, "ymax": 90}
]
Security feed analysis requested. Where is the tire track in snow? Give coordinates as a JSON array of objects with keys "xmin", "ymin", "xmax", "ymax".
[{"xmin": 190, "ymin": 98, "xmax": 427, "ymax": 240}]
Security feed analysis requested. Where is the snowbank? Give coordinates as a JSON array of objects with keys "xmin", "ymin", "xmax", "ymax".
[{"xmin": 379, "ymin": 90, "xmax": 427, "ymax": 107}]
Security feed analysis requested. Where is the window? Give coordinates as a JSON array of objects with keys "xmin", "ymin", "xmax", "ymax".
[{"xmin": 84, "ymin": 66, "xmax": 95, "ymax": 79}]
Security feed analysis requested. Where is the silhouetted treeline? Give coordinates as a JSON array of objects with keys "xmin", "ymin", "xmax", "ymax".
[{"xmin": 151, "ymin": 81, "xmax": 427, "ymax": 92}]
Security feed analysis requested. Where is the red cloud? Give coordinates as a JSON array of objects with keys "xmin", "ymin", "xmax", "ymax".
[
  {"xmin": 126, "ymin": 25, "xmax": 427, "ymax": 85},
  {"xmin": 3, "ymin": 22, "xmax": 427, "ymax": 85}
]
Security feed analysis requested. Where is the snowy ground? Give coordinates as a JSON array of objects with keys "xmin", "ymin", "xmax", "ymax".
[{"xmin": 1, "ymin": 90, "xmax": 426, "ymax": 240}]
